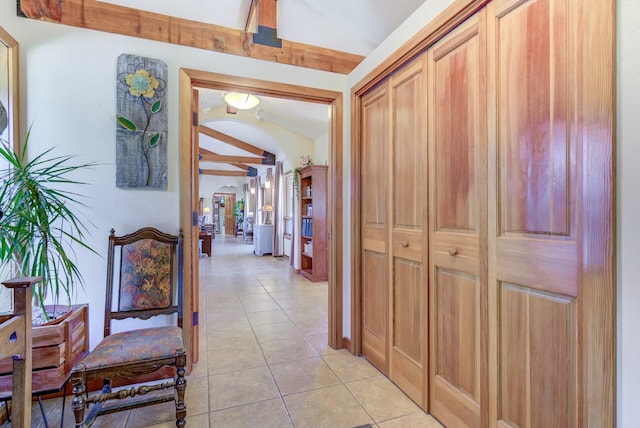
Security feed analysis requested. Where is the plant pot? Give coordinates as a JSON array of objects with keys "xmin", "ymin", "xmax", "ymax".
[
  {"xmin": 33, "ymin": 304, "xmax": 73, "ymax": 327},
  {"xmin": 0, "ymin": 304, "xmax": 89, "ymax": 397}
]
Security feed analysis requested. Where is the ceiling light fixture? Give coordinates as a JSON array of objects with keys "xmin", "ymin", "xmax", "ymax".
[{"xmin": 223, "ymin": 92, "xmax": 260, "ymax": 110}]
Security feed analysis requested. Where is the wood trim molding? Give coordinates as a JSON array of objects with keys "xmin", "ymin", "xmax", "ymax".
[
  {"xmin": 18, "ymin": 0, "xmax": 363, "ymax": 74},
  {"xmin": 342, "ymin": 336, "xmax": 353, "ymax": 353},
  {"xmin": 179, "ymin": 70, "xmax": 194, "ymax": 372},
  {"xmin": 350, "ymin": 90, "xmax": 363, "ymax": 357}
]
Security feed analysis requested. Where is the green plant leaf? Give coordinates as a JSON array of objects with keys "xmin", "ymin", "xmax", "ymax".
[
  {"xmin": 0, "ymin": 125, "xmax": 99, "ymax": 319},
  {"xmin": 149, "ymin": 134, "xmax": 160, "ymax": 147},
  {"xmin": 117, "ymin": 116, "xmax": 137, "ymax": 131},
  {"xmin": 151, "ymin": 99, "xmax": 162, "ymax": 114}
]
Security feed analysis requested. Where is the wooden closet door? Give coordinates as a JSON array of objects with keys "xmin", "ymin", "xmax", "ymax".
[
  {"xmin": 487, "ymin": 0, "xmax": 614, "ymax": 426},
  {"xmin": 428, "ymin": 13, "xmax": 487, "ymax": 428},
  {"xmin": 360, "ymin": 84, "xmax": 389, "ymax": 372},
  {"xmin": 388, "ymin": 58, "xmax": 428, "ymax": 407}
]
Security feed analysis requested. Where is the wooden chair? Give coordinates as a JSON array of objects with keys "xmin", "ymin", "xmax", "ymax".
[
  {"xmin": 70, "ymin": 228, "xmax": 187, "ymax": 427},
  {"xmin": 0, "ymin": 277, "xmax": 40, "ymax": 428}
]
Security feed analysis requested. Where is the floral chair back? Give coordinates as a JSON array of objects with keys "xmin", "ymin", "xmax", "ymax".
[{"xmin": 105, "ymin": 227, "xmax": 183, "ymax": 337}]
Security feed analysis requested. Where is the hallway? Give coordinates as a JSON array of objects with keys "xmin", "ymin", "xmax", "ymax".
[{"xmin": 7, "ymin": 236, "xmax": 442, "ymax": 427}]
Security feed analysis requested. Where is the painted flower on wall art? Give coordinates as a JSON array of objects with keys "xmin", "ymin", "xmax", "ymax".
[
  {"xmin": 116, "ymin": 54, "xmax": 168, "ymax": 190},
  {"xmin": 119, "ymin": 239, "xmax": 172, "ymax": 311}
]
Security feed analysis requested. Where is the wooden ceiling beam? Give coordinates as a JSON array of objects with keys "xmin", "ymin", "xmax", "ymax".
[
  {"xmin": 257, "ymin": 0, "xmax": 277, "ymax": 29},
  {"xmin": 250, "ymin": 0, "xmax": 280, "ymax": 48},
  {"xmin": 200, "ymin": 153, "xmax": 264, "ymax": 164},
  {"xmin": 199, "ymin": 144, "xmax": 258, "ymax": 175},
  {"xmin": 199, "ymin": 126, "xmax": 276, "ymax": 165},
  {"xmin": 18, "ymin": 0, "xmax": 363, "ymax": 74},
  {"xmin": 200, "ymin": 170, "xmax": 251, "ymax": 177},
  {"xmin": 245, "ymin": 0, "xmax": 259, "ymax": 33}
]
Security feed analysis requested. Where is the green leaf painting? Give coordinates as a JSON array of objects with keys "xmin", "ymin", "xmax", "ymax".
[
  {"xmin": 117, "ymin": 116, "xmax": 137, "ymax": 131},
  {"xmin": 116, "ymin": 54, "xmax": 168, "ymax": 189}
]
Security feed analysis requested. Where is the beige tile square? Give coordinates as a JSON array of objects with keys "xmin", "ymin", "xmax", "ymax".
[
  {"xmin": 239, "ymin": 293, "xmax": 276, "ymax": 305},
  {"xmin": 346, "ymin": 376, "xmax": 420, "ymax": 422},
  {"xmin": 304, "ymin": 333, "xmax": 339, "ymax": 356},
  {"xmin": 204, "ymin": 308, "xmax": 246, "ymax": 324},
  {"xmin": 37, "ymin": 394, "xmax": 131, "ymax": 428},
  {"xmin": 323, "ymin": 350, "xmax": 382, "ymax": 383},
  {"xmin": 293, "ymin": 318, "xmax": 328, "ymax": 336},
  {"xmin": 205, "ymin": 327, "xmax": 256, "ymax": 349},
  {"xmin": 209, "ymin": 398, "xmax": 293, "ymax": 428},
  {"xmin": 253, "ymin": 321, "xmax": 303, "ymax": 343},
  {"xmin": 246, "ymin": 309, "xmax": 291, "ymax": 326},
  {"xmin": 378, "ymin": 411, "xmax": 444, "ymax": 428},
  {"xmin": 184, "ymin": 374, "xmax": 209, "ymax": 416},
  {"xmin": 241, "ymin": 300, "xmax": 282, "ymax": 313},
  {"xmin": 208, "ymin": 366, "xmax": 279, "ymax": 411},
  {"xmin": 260, "ymin": 337, "xmax": 318, "ymax": 364},
  {"xmin": 126, "ymin": 401, "xmax": 176, "ymax": 428},
  {"xmin": 271, "ymin": 356, "xmax": 341, "ymax": 395},
  {"xmin": 284, "ymin": 385, "xmax": 373, "ymax": 428},
  {"xmin": 207, "ymin": 341, "xmax": 266, "ymax": 374},
  {"xmin": 188, "ymin": 359, "xmax": 208, "ymax": 379},
  {"xmin": 258, "ymin": 278, "xmax": 291, "ymax": 286},
  {"xmin": 142, "ymin": 411, "xmax": 209, "ymax": 428},
  {"xmin": 204, "ymin": 315, "xmax": 251, "ymax": 330}
]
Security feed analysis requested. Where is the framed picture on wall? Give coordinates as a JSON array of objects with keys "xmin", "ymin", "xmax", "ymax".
[{"xmin": 0, "ymin": 25, "xmax": 19, "ymax": 153}]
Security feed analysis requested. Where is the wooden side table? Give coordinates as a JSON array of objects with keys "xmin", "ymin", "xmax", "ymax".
[{"xmin": 199, "ymin": 231, "xmax": 212, "ymax": 257}]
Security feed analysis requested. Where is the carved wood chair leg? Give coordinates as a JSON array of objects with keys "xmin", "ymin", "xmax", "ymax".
[
  {"xmin": 71, "ymin": 368, "xmax": 86, "ymax": 428},
  {"xmin": 175, "ymin": 350, "xmax": 187, "ymax": 427}
]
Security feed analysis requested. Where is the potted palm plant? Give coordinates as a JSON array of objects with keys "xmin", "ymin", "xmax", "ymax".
[
  {"xmin": 0, "ymin": 128, "xmax": 95, "ymax": 393},
  {"xmin": 0, "ymin": 128, "xmax": 96, "ymax": 322}
]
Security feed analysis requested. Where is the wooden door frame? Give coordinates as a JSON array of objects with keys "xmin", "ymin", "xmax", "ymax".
[
  {"xmin": 179, "ymin": 69, "xmax": 345, "ymax": 350},
  {"xmin": 214, "ymin": 192, "xmax": 237, "ymax": 235},
  {"xmin": 351, "ymin": 0, "xmax": 614, "ymax": 423}
]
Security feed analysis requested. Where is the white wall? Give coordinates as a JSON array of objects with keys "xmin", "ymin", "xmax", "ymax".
[
  {"xmin": 0, "ymin": 2, "xmax": 347, "ymax": 351},
  {"xmin": 314, "ymin": 133, "xmax": 329, "ymax": 167}
]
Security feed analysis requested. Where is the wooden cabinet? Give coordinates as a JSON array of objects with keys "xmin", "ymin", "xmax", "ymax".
[
  {"xmin": 298, "ymin": 165, "xmax": 328, "ymax": 282},
  {"xmin": 253, "ymin": 224, "xmax": 273, "ymax": 256}
]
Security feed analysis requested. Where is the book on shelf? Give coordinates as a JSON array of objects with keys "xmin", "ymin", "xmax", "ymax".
[{"xmin": 302, "ymin": 218, "xmax": 313, "ymax": 237}]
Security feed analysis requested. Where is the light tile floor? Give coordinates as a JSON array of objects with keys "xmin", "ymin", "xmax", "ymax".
[{"xmin": 3, "ymin": 235, "xmax": 443, "ymax": 427}]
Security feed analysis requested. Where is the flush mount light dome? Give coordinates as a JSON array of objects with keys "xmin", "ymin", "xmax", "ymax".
[{"xmin": 223, "ymin": 92, "xmax": 260, "ymax": 110}]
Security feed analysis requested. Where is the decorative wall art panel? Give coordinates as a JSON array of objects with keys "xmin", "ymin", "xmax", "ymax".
[{"xmin": 116, "ymin": 54, "xmax": 168, "ymax": 189}]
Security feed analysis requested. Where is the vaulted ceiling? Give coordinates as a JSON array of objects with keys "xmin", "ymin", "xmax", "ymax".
[{"xmin": 18, "ymin": 0, "xmax": 426, "ymax": 177}]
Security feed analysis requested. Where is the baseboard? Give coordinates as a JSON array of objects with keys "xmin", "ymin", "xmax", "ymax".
[{"xmin": 342, "ymin": 336, "xmax": 353, "ymax": 353}]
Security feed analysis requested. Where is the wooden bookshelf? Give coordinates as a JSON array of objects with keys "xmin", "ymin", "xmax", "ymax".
[{"xmin": 298, "ymin": 165, "xmax": 328, "ymax": 282}]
